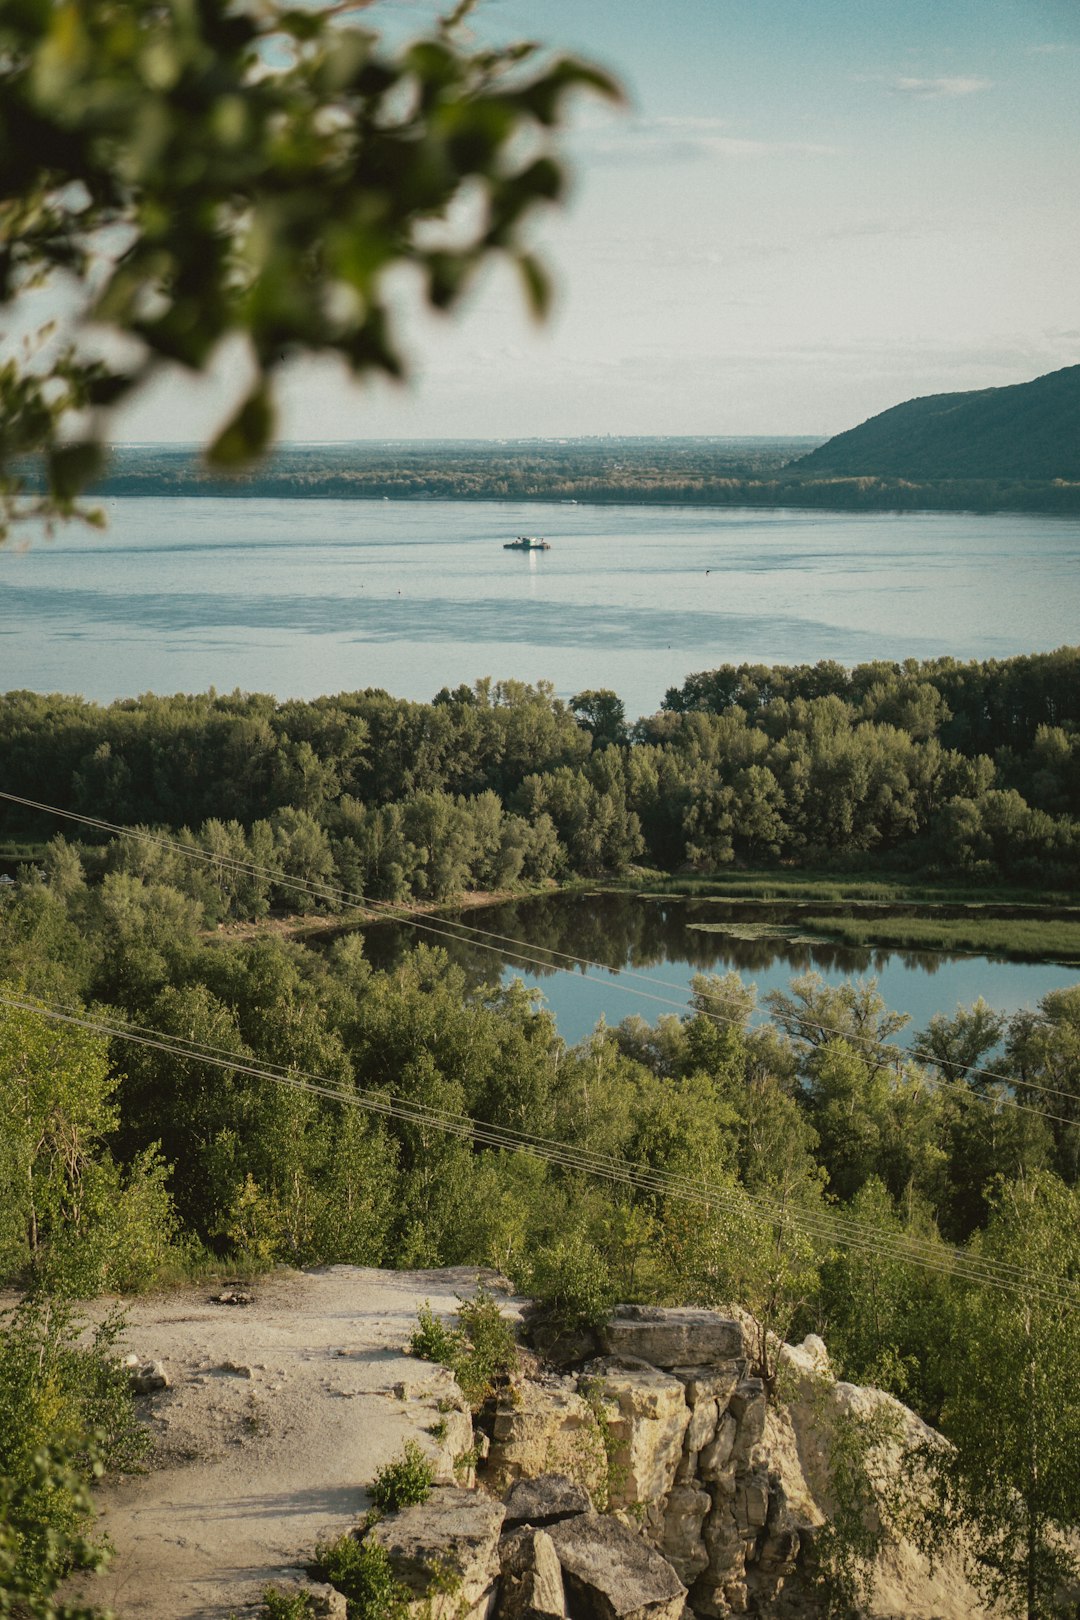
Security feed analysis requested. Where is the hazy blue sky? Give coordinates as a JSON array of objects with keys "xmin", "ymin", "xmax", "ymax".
[{"xmin": 115, "ymin": 0, "xmax": 1080, "ymax": 441}]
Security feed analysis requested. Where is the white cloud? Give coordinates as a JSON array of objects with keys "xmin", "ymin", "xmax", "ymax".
[
  {"xmin": 890, "ymin": 75, "xmax": 994, "ymax": 98},
  {"xmin": 575, "ymin": 117, "xmax": 838, "ymax": 164}
]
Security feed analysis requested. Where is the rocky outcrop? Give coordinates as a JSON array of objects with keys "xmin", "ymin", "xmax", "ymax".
[
  {"xmin": 367, "ymin": 1486, "xmax": 506, "ymax": 1620},
  {"xmin": 480, "ymin": 1305, "xmax": 994, "ymax": 1619},
  {"xmin": 485, "ymin": 1309, "xmax": 788, "ymax": 1617},
  {"xmin": 334, "ymin": 1304, "xmax": 994, "ymax": 1620},
  {"xmin": 499, "ymin": 1526, "xmax": 567, "ymax": 1619},
  {"xmin": 487, "ymin": 1375, "xmax": 609, "ymax": 1499},
  {"xmin": 547, "ymin": 1512, "xmax": 687, "ymax": 1620}
]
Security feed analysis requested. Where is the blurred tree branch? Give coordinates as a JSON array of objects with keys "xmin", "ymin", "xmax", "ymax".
[{"xmin": 0, "ymin": 0, "xmax": 621, "ymax": 533}]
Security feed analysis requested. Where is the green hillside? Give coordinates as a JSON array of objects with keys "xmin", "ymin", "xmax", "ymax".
[{"xmin": 795, "ymin": 363, "xmax": 1080, "ymax": 480}]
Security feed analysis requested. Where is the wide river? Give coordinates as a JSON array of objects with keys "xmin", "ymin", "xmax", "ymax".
[{"xmin": 2, "ymin": 498, "xmax": 1078, "ymax": 717}]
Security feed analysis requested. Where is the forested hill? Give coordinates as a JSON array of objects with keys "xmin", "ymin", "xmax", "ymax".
[{"xmin": 795, "ymin": 363, "xmax": 1080, "ymax": 481}]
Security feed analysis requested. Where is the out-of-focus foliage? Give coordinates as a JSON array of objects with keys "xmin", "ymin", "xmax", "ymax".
[
  {"xmin": 0, "ymin": 1296, "xmax": 145, "ymax": 1617},
  {"xmin": 0, "ymin": 0, "xmax": 618, "ymax": 531}
]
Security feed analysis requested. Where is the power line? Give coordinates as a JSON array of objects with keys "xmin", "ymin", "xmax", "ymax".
[
  {"xmin": 0, "ymin": 790, "xmax": 1073, "ymax": 1117},
  {"xmin": 63, "ymin": 999, "xmax": 1070, "ymax": 1292},
  {"xmin": 2, "ymin": 990, "xmax": 1076, "ymax": 1310}
]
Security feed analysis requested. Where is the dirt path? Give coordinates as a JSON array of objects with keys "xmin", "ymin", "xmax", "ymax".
[{"xmin": 67, "ymin": 1266, "xmax": 515, "ymax": 1620}]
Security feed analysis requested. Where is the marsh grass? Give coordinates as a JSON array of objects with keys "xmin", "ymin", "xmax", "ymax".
[
  {"xmin": 801, "ymin": 915, "xmax": 1080, "ymax": 964},
  {"xmin": 621, "ymin": 869, "xmax": 1078, "ymax": 908}
]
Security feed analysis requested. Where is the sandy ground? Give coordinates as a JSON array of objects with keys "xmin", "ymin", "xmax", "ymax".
[{"xmin": 65, "ymin": 1266, "xmax": 514, "ymax": 1620}]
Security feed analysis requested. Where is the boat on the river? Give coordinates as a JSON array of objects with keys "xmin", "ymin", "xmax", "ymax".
[{"xmin": 503, "ymin": 536, "xmax": 550, "ymax": 551}]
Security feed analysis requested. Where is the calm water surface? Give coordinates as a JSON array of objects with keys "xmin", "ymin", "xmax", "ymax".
[
  {"xmin": 2, "ymin": 499, "xmax": 1078, "ymax": 716},
  {"xmin": 358, "ymin": 893, "xmax": 1078, "ymax": 1048}
]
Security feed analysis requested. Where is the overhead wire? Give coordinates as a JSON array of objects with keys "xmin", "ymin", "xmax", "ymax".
[
  {"xmin": 2, "ymin": 990, "xmax": 1076, "ymax": 1310},
  {"xmin": 0, "ymin": 789, "xmax": 1073, "ymax": 1115}
]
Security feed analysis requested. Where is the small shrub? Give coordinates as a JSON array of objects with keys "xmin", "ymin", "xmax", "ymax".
[
  {"xmin": 370, "ymin": 1439, "xmax": 434, "ymax": 1512},
  {"xmin": 528, "ymin": 1232, "xmax": 615, "ymax": 1335},
  {"xmin": 410, "ymin": 1303, "xmax": 463, "ymax": 1367},
  {"xmin": 452, "ymin": 1444, "xmax": 480, "ymax": 1482},
  {"xmin": 312, "ymin": 1533, "xmax": 409, "ymax": 1620},
  {"xmin": 257, "ymin": 1586, "xmax": 315, "ymax": 1619},
  {"xmin": 453, "ymin": 1289, "xmax": 518, "ymax": 1408},
  {"xmin": 409, "ymin": 1289, "xmax": 518, "ymax": 1411}
]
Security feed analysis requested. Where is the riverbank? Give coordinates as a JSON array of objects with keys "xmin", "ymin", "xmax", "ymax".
[{"xmin": 204, "ymin": 869, "xmax": 1080, "ymax": 971}]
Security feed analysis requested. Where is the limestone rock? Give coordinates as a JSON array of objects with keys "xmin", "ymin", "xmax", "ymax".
[
  {"xmin": 685, "ymin": 1398, "xmax": 718, "ymax": 1455},
  {"xmin": 600, "ymin": 1309, "xmax": 745, "ymax": 1370},
  {"xmin": 367, "ymin": 1485, "xmax": 505, "ymax": 1620},
  {"xmin": 547, "ymin": 1511, "xmax": 687, "ymax": 1620},
  {"xmin": 487, "ymin": 1378, "xmax": 607, "ymax": 1498},
  {"xmin": 499, "ymin": 1527, "xmax": 567, "ymax": 1619},
  {"xmin": 726, "ymin": 1380, "xmax": 766, "ymax": 1469},
  {"xmin": 669, "ymin": 1366, "xmax": 743, "ymax": 1410},
  {"xmin": 701, "ymin": 1493, "xmax": 742, "ymax": 1584},
  {"xmin": 503, "ymin": 1473, "xmax": 593, "ymax": 1529},
  {"xmin": 581, "ymin": 1360, "xmax": 690, "ymax": 1508},
  {"xmin": 122, "ymin": 1355, "xmax": 170, "ymax": 1394},
  {"xmin": 697, "ymin": 1414, "xmax": 736, "ymax": 1480},
  {"xmin": 661, "ymin": 1483, "xmax": 712, "ymax": 1585}
]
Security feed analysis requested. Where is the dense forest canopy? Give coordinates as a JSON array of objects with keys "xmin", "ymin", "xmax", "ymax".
[{"xmin": 2, "ymin": 648, "xmax": 1078, "ymax": 899}]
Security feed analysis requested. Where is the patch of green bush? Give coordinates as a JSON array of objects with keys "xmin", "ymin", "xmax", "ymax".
[
  {"xmin": 312, "ymin": 1532, "xmax": 409, "ymax": 1620},
  {"xmin": 528, "ymin": 1232, "xmax": 615, "ymax": 1336},
  {"xmin": 409, "ymin": 1289, "xmax": 518, "ymax": 1411},
  {"xmin": 369, "ymin": 1440, "xmax": 434, "ymax": 1513},
  {"xmin": 256, "ymin": 1586, "xmax": 315, "ymax": 1619},
  {"xmin": 0, "ymin": 1298, "xmax": 147, "ymax": 1618}
]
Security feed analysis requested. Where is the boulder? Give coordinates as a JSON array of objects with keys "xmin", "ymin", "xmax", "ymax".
[
  {"xmin": 547, "ymin": 1512, "xmax": 687, "ymax": 1620},
  {"xmin": 498, "ymin": 1527, "xmax": 567, "ymax": 1619},
  {"xmin": 122, "ymin": 1355, "xmax": 169, "ymax": 1394},
  {"xmin": 487, "ymin": 1378, "xmax": 608, "ymax": 1498},
  {"xmin": 581, "ymin": 1361, "xmax": 690, "ymax": 1508},
  {"xmin": 600, "ymin": 1309, "xmax": 745, "ymax": 1370},
  {"xmin": 503, "ymin": 1473, "xmax": 593, "ymax": 1530},
  {"xmin": 367, "ymin": 1485, "xmax": 505, "ymax": 1620}
]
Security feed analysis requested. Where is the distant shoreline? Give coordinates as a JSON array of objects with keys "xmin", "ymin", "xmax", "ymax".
[
  {"xmin": 11, "ymin": 437, "xmax": 1074, "ymax": 514},
  {"xmin": 89, "ymin": 480, "xmax": 1080, "ymax": 515}
]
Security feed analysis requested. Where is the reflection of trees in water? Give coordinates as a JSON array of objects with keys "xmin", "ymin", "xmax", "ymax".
[{"xmin": 355, "ymin": 893, "xmax": 980, "ymax": 993}]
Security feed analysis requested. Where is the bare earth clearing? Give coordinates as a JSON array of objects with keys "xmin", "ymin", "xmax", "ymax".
[{"xmin": 65, "ymin": 1266, "xmax": 513, "ymax": 1620}]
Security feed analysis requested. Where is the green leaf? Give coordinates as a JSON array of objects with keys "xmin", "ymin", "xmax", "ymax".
[
  {"xmin": 516, "ymin": 252, "xmax": 552, "ymax": 320},
  {"xmin": 206, "ymin": 384, "xmax": 275, "ymax": 468},
  {"xmin": 47, "ymin": 441, "xmax": 105, "ymax": 499}
]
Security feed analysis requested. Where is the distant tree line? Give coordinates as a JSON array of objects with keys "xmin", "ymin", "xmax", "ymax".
[
  {"xmin": 2, "ymin": 650, "xmax": 1078, "ymax": 901},
  {"xmin": 42, "ymin": 441, "xmax": 1080, "ymax": 512}
]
